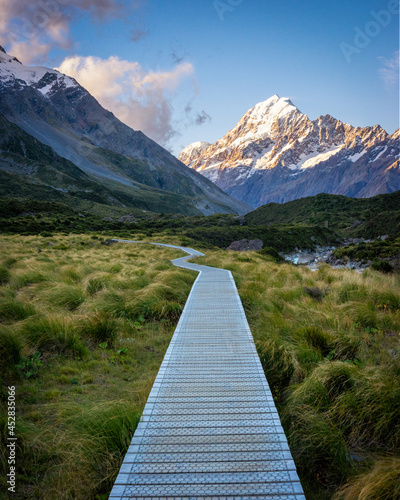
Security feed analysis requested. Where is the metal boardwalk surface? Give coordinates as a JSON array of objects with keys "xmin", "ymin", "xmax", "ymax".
[{"xmin": 110, "ymin": 242, "xmax": 305, "ymax": 500}]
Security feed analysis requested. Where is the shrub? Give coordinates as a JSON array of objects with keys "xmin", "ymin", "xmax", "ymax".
[
  {"xmin": 304, "ymin": 286, "xmax": 329, "ymax": 302},
  {"xmin": 17, "ymin": 351, "xmax": 42, "ymax": 378},
  {"xmin": 259, "ymin": 246, "xmax": 283, "ymax": 261},
  {"xmin": 371, "ymin": 260, "xmax": 393, "ymax": 273}
]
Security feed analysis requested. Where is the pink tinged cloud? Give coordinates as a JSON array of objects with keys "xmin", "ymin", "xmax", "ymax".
[
  {"xmin": 0, "ymin": 0, "xmax": 128, "ymax": 63},
  {"xmin": 57, "ymin": 55, "xmax": 194, "ymax": 146}
]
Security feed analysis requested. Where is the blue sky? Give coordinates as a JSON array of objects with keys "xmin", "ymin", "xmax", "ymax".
[{"xmin": 2, "ymin": 0, "xmax": 399, "ymax": 154}]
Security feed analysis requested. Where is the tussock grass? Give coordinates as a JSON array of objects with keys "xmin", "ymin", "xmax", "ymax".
[
  {"xmin": 0, "ymin": 326, "xmax": 21, "ymax": 374},
  {"xmin": 333, "ymin": 457, "xmax": 400, "ymax": 500},
  {"xmin": 47, "ymin": 283, "xmax": 85, "ymax": 310},
  {"xmin": 0, "ymin": 265, "xmax": 10, "ymax": 284},
  {"xmin": 21, "ymin": 314, "xmax": 86, "ymax": 356},
  {"xmin": 0, "ymin": 235, "xmax": 194, "ymax": 499},
  {"xmin": 198, "ymin": 249, "xmax": 400, "ymax": 500},
  {"xmin": 0, "ymin": 298, "xmax": 35, "ymax": 321},
  {"xmin": 79, "ymin": 312, "xmax": 118, "ymax": 344}
]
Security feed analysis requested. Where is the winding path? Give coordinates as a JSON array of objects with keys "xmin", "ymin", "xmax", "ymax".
[{"xmin": 109, "ymin": 242, "xmax": 305, "ymax": 500}]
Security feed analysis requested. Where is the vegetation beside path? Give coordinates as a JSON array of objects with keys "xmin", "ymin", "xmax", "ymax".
[
  {"xmin": 0, "ymin": 235, "xmax": 195, "ymax": 499},
  {"xmin": 198, "ymin": 250, "xmax": 400, "ymax": 500},
  {"xmin": 1, "ymin": 235, "xmax": 399, "ymax": 499}
]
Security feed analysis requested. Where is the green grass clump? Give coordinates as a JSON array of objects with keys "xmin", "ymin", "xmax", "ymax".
[
  {"xmin": 297, "ymin": 326, "xmax": 332, "ymax": 356},
  {"xmin": 80, "ymin": 313, "xmax": 117, "ymax": 344},
  {"xmin": 0, "ymin": 326, "xmax": 21, "ymax": 375},
  {"xmin": 0, "ymin": 299, "xmax": 36, "ymax": 321},
  {"xmin": 333, "ymin": 457, "xmax": 400, "ymax": 500},
  {"xmin": 21, "ymin": 315, "xmax": 85, "ymax": 356},
  {"xmin": 48, "ymin": 284, "xmax": 85, "ymax": 310},
  {"xmin": 0, "ymin": 265, "xmax": 10, "ymax": 284}
]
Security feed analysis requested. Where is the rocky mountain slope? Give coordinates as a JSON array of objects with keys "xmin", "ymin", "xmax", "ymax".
[
  {"xmin": 0, "ymin": 113, "xmax": 217, "ymax": 216},
  {"xmin": 179, "ymin": 95, "xmax": 399, "ymax": 208},
  {"xmin": 0, "ymin": 46, "xmax": 249, "ymax": 215}
]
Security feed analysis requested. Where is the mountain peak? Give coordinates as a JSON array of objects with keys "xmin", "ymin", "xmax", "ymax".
[
  {"xmin": 247, "ymin": 95, "xmax": 300, "ymax": 124},
  {"xmin": 0, "ymin": 46, "xmax": 6, "ymax": 54},
  {"xmin": 180, "ymin": 97, "xmax": 398, "ymax": 208}
]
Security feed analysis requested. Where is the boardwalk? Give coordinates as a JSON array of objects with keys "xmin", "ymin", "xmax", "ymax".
[{"xmin": 110, "ymin": 242, "xmax": 305, "ymax": 499}]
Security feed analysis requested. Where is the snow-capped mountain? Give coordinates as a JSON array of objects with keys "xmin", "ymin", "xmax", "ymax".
[
  {"xmin": 0, "ymin": 46, "xmax": 77, "ymax": 94},
  {"xmin": 179, "ymin": 95, "xmax": 399, "ymax": 207},
  {"xmin": 0, "ymin": 46, "xmax": 249, "ymax": 215},
  {"xmin": 179, "ymin": 141, "xmax": 211, "ymax": 166}
]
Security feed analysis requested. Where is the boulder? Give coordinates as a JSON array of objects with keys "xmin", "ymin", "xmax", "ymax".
[
  {"xmin": 227, "ymin": 239, "xmax": 263, "ymax": 251},
  {"xmin": 297, "ymin": 254, "xmax": 316, "ymax": 265}
]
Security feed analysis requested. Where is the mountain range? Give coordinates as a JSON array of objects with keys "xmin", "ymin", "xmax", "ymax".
[
  {"xmin": 0, "ymin": 46, "xmax": 249, "ymax": 216},
  {"xmin": 179, "ymin": 95, "xmax": 399, "ymax": 208}
]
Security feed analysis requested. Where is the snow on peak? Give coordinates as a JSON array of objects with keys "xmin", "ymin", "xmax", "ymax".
[
  {"xmin": 228, "ymin": 95, "xmax": 301, "ymax": 149},
  {"xmin": 247, "ymin": 95, "xmax": 299, "ymax": 122},
  {"xmin": 0, "ymin": 49, "xmax": 77, "ymax": 96},
  {"xmin": 178, "ymin": 141, "xmax": 211, "ymax": 165},
  {"xmin": 185, "ymin": 141, "xmax": 210, "ymax": 151}
]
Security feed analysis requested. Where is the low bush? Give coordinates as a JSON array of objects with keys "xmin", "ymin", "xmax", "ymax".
[{"xmin": 371, "ymin": 259, "xmax": 393, "ymax": 273}]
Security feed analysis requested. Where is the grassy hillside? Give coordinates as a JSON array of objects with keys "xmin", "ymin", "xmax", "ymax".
[
  {"xmin": 246, "ymin": 191, "xmax": 400, "ymax": 238},
  {"xmin": 0, "ymin": 236, "xmax": 195, "ymax": 499}
]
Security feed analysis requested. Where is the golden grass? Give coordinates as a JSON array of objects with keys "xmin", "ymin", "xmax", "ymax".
[
  {"xmin": 197, "ymin": 249, "xmax": 400, "ymax": 500},
  {"xmin": 0, "ymin": 235, "xmax": 195, "ymax": 499}
]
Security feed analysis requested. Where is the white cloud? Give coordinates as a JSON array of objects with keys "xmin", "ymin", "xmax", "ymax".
[
  {"xmin": 57, "ymin": 55, "xmax": 194, "ymax": 146},
  {"xmin": 0, "ymin": 0, "xmax": 130, "ymax": 63},
  {"xmin": 379, "ymin": 51, "xmax": 399, "ymax": 88}
]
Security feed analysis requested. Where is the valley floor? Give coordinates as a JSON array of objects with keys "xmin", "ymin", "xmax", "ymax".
[{"xmin": 0, "ymin": 235, "xmax": 399, "ymax": 499}]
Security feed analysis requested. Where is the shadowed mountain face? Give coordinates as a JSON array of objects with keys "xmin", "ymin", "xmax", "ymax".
[
  {"xmin": 0, "ymin": 47, "xmax": 250, "ymax": 216},
  {"xmin": 179, "ymin": 95, "xmax": 400, "ymax": 208}
]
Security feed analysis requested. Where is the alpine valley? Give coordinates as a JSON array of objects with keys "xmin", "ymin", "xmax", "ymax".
[
  {"xmin": 179, "ymin": 95, "xmax": 400, "ymax": 208},
  {"xmin": 0, "ymin": 47, "xmax": 249, "ymax": 217}
]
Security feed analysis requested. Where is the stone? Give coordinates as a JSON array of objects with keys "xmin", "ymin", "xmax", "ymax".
[
  {"xmin": 297, "ymin": 254, "xmax": 316, "ymax": 265},
  {"xmin": 226, "ymin": 239, "xmax": 263, "ymax": 251}
]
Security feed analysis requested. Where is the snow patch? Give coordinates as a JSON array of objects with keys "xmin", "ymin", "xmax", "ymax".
[
  {"xmin": 299, "ymin": 145, "xmax": 343, "ymax": 169},
  {"xmin": 0, "ymin": 51, "xmax": 76, "ymax": 91},
  {"xmin": 349, "ymin": 149, "xmax": 367, "ymax": 162},
  {"xmin": 371, "ymin": 146, "xmax": 387, "ymax": 162}
]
